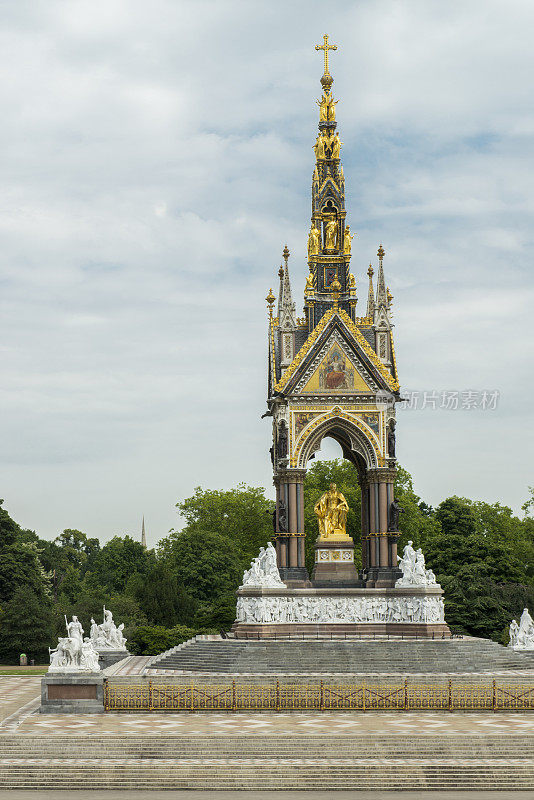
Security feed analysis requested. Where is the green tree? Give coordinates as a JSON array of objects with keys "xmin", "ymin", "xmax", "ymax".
[
  {"xmin": 133, "ymin": 562, "xmax": 197, "ymax": 627},
  {"xmin": 194, "ymin": 592, "xmax": 237, "ymax": 629},
  {"xmin": 159, "ymin": 529, "xmax": 242, "ymax": 603},
  {"xmin": 53, "ymin": 529, "xmax": 100, "ymax": 572},
  {"xmin": 0, "ymin": 543, "xmax": 51, "ymax": 605},
  {"xmin": 435, "ymin": 496, "xmax": 477, "ymax": 538},
  {"xmin": 85, "ymin": 536, "xmax": 153, "ymax": 594},
  {"xmin": 128, "ymin": 624, "xmax": 201, "ymax": 656},
  {"xmin": 0, "ymin": 587, "xmax": 54, "ymax": 664},
  {"xmin": 57, "ymin": 565, "xmax": 83, "ymax": 604},
  {"xmin": 0, "ymin": 500, "xmax": 21, "ymax": 548},
  {"xmin": 174, "ymin": 485, "xmax": 274, "ymax": 565},
  {"xmin": 394, "ymin": 466, "xmax": 441, "ymax": 549}
]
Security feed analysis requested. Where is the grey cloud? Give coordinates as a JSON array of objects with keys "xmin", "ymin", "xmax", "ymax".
[{"xmin": 0, "ymin": 0, "xmax": 533, "ymax": 545}]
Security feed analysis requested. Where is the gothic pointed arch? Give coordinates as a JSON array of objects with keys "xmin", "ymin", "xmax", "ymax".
[{"xmin": 295, "ymin": 411, "xmax": 380, "ymax": 471}]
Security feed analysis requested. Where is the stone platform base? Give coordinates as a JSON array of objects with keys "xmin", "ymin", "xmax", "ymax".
[
  {"xmin": 233, "ymin": 622, "xmax": 451, "ymax": 638},
  {"xmin": 40, "ymin": 673, "xmax": 104, "ymax": 713},
  {"xmin": 233, "ymin": 586, "xmax": 449, "ymax": 639}
]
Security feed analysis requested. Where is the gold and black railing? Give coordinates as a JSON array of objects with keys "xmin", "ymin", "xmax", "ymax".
[{"xmin": 103, "ymin": 679, "xmax": 534, "ymax": 712}]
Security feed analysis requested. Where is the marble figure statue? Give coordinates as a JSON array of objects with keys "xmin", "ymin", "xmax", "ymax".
[
  {"xmin": 509, "ymin": 607, "xmax": 534, "ymax": 650},
  {"xmin": 89, "ymin": 607, "xmax": 128, "ymax": 650},
  {"xmin": 48, "ymin": 615, "xmax": 101, "ymax": 673},
  {"xmin": 396, "ymin": 542, "xmax": 439, "ymax": 588},
  {"xmin": 240, "ymin": 542, "xmax": 286, "ymax": 589}
]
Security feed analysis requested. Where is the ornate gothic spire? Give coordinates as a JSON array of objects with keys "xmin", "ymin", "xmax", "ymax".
[{"xmin": 304, "ymin": 36, "xmax": 357, "ymax": 331}]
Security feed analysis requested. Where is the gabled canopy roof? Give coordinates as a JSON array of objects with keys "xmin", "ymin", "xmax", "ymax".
[{"xmin": 270, "ymin": 308, "xmax": 399, "ymax": 396}]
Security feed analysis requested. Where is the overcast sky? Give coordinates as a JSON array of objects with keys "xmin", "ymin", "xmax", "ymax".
[{"xmin": 1, "ymin": 0, "xmax": 533, "ymax": 547}]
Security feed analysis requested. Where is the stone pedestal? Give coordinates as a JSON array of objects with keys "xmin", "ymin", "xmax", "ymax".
[
  {"xmin": 40, "ymin": 673, "xmax": 104, "ymax": 714},
  {"xmin": 233, "ymin": 586, "xmax": 450, "ymax": 638},
  {"xmin": 312, "ymin": 538, "xmax": 362, "ymax": 587},
  {"xmin": 97, "ymin": 649, "xmax": 130, "ymax": 670},
  {"xmin": 278, "ymin": 566, "xmax": 310, "ymax": 587}
]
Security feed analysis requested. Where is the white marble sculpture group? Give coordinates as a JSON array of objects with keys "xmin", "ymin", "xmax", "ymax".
[
  {"xmin": 236, "ymin": 594, "xmax": 445, "ymax": 625},
  {"xmin": 89, "ymin": 607, "xmax": 128, "ymax": 650},
  {"xmin": 509, "ymin": 608, "xmax": 534, "ymax": 651},
  {"xmin": 395, "ymin": 541, "xmax": 439, "ymax": 588},
  {"xmin": 49, "ymin": 608, "xmax": 127, "ymax": 673},
  {"xmin": 240, "ymin": 542, "xmax": 286, "ymax": 589},
  {"xmin": 48, "ymin": 616, "xmax": 101, "ymax": 673}
]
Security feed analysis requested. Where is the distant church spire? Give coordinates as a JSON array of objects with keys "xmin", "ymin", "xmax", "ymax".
[{"xmin": 141, "ymin": 516, "xmax": 147, "ymax": 549}]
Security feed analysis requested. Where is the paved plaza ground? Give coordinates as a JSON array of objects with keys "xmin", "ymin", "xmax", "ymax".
[
  {"xmin": 3, "ymin": 793, "xmax": 534, "ymax": 799},
  {"xmin": 2, "ymin": 677, "xmax": 534, "ymax": 792},
  {"xmin": 1, "ymin": 676, "xmax": 534, "ymax": 737}
]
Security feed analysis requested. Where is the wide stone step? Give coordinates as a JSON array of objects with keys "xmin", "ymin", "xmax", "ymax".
[
  {"xmin": 1, "ymin": 762, "xmax": 534, "ymax": 790},
  {"xmin": 2, "ymin": 736, "xmax": 533, "ymax": 758},
  {"xmin": 148, "ymin": 638, "xmax": 534, "ymax": 674}
]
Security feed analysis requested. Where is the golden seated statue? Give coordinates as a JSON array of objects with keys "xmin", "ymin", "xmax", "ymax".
[{"xmin": 314, "ymin": 483, "xmax": 352, "ymax": 541}]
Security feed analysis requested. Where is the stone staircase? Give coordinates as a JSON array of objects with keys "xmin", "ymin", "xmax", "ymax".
[
  {"xmin": 0, "ymin": 735, "xmax": 533, "ymax": 789},
  {"xmin": 149, "ymin": 636, "xmax": 534, "ymax": 674}
]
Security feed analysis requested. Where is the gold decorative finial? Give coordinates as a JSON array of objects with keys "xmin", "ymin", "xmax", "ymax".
[
  {"xmin": 315, "ymin": 34, "xmax": 337, "ymax": 77},
  {"xmin": 377, "ymin": 244, "xmax": 385, "ymax": 260},
  {"xmin": 283, "ymin": 245, "xmax": 290, "ymax": 263},
  {"xmin": 266, "ymin": 288, "xmax": 276, "ymax": 316},
  {"xmin": 331, "ymin": 277, "xmax": 341, "ymax": 310},
  {"xmin": 367, "ymin": 264, "xmax": 374, "ymax": 278}
]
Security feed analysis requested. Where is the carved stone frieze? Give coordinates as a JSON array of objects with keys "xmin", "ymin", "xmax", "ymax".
[{"xmin": 235, "ymin": 593, "xmax": 445, "ymax": 625}]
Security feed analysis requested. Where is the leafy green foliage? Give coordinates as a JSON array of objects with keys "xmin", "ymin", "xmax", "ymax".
[
  {"xmin": 1, "ymin": 468, "xmax": 534, "ymax": 660},
  {"xmin": 85, "ymin": 535, "xmax": 154, "ymax": 594},
  {"xmin": 172, "ymin": 484, "xmax": 274, "ymax": 565},
  {"xmin": 394, "ymin": 466, "xmax": 441, "ymax": 549},
  {"xmin": 159, "ymin": 529, "xmax": 242, "ymax": 603},
  {"xmin": 128, "ymin": 624, "xmax": 202, "ymax": 656},
  {"xmin": 132, "ymin": 562, "xmax": 198, "ymax": 627},
  {"xmin": 0, "ymin": 501, "xmax": 22, "ymax": 548},
  {"xmin": 0, "ymin": 543, "xmax": 51, "ymax": 605},
  {"xmin": 0, "ymin": 587, "xmax": 54, "ymax": 664}
]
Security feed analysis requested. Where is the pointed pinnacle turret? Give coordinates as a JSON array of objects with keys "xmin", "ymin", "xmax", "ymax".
[
  {"xmin": 376, "ymin": 244, "xmax": 388, "ymax": 309},
  {"xmin": 366, "ymin": 265, "xmax": 375, "ymax": 319},
  {"xmin": 278, "ymin": 245, "xmax": 297, "ymax": 331}
]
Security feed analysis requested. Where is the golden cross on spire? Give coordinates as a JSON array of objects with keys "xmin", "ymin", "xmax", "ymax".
[{"xmin": 315, "ymin": 34, "xmax": 337, "ymax": 75}]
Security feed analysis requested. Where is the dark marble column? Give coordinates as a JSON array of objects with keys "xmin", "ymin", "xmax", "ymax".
[{"xmin": 276, "ymin": 469, "xmax": 308, "ymax": 585}]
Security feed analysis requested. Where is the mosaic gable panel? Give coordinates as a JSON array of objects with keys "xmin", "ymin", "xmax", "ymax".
[{"xmin": 298, "ymin": 333, "xmax": 373, "ymax": 394}]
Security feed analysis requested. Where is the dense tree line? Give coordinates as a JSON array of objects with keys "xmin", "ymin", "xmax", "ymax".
[{"xmin": 0, "ymin": 463, "xmax": 533, "ymax": 662}]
